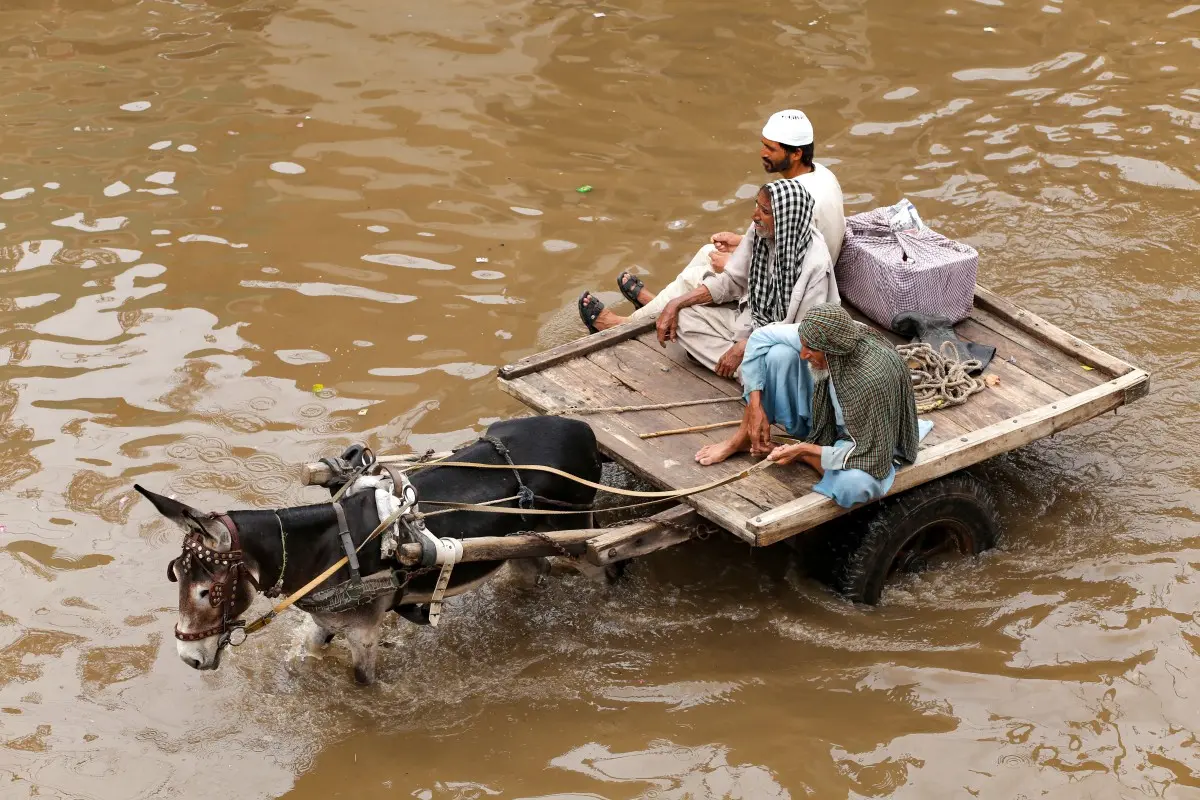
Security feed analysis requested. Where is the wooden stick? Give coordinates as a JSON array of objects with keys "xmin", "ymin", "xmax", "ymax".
[
  {"xmin": 556, "ymin": 396, "xmax": 743, "ymax": 415},
  {"xmin": 639, "ymin": 420, "xmax": 740, "ymax": 439},
  {"xmin": 498, "ymin": 318, "xmax": 656, "ymax": 379}
]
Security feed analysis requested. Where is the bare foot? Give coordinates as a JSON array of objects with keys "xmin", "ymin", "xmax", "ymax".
[{"xmin": 695, "ymin": 435, "xmax": 749, "ymax": 466}]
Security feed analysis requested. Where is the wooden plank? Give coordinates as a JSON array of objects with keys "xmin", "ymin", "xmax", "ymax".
[
  {"xmin": 585, "ymin": 505, "xmax": 699, "ymax": 566},
  {"xmin": 637, "ymin": 332, "xmax": 744, "ymax": 397},
  {"xmin": 590, "ymin": 340, "xmax": 816, "ymax": 510},
  {"xmin": 973, "ymin": 285, "xmax": 1134, "ymax": 378},
  {"xmin": 498, "ymin": 318, "xmax": 656, "ymax": 379},
  {"xmin": 589, "ymin": 339, "xmax": 806, "ymax": 510},
  {"xmin": 747, "ymin": 368, "xmax": 1150, "ymax": 545},
  {"xmin": 301, "ymin": 452, "xmax": 453, "ymax": 486},
  {"xmin": 957, "ymin": 313, "xmax": 1101, "ymax": 396},
  {"xmin": 643, "ymin": 325, "xmax": 974, "ymax": 484},
  {"xmin": 500, "ymin": 367, "xmax": 762, "ymax": 540}
]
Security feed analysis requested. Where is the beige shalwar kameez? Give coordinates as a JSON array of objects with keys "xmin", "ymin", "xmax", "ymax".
[{"xmin": 674, "ymin": 224, "xmax": 839, "ymax": 376}]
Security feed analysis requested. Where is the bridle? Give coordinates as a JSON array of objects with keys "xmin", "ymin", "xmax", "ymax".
[{"xmin": 168, "ymin": 512, "xmax": 260, "ymax": 651}]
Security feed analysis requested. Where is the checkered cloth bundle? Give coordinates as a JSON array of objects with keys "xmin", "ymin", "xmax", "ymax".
[{"xmin": 834, "ymin": 207, "xmax": 978, "ymax": 329}]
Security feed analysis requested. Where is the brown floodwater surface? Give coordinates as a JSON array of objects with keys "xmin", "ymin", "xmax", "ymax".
[{"xmin": 1, "ymin": 0, "xmax": 1198, "ymax": 797}]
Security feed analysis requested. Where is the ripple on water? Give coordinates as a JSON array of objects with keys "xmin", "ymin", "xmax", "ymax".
[
  {"xmin": 360, "ymin": 253, "xmax": 454, "ymax": 270},
  {"xmin": 368, "ymin": 362, "xmax": 495, "ymax": 380},
  {"xmin": 275, "ymin": 349, "xmax": 331, "ymax": 365},
  {"xmin": 240, "ymin": 279, "xmax": 416, "ymax": 304},
  {"xmin": 269, "ymin": 161, "xmax": 306, "ymax": 174}
]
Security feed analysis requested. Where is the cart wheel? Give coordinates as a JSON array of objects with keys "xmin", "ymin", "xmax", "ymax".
[{"xmin": 832, "ymin": 473, "xmax": 999, "ymax": 605}]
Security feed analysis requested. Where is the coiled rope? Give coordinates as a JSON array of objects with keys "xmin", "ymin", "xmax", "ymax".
[{"xmin": 898, "ymin": 341, "xmax": 986, "ymax": 413}]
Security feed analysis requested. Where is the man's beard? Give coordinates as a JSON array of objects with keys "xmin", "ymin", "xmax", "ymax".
[
  {"xmin": 810, "ymin": 365, "xmax": 830, "ymax": 382},
  {"xmin": 762, "ymin": 155, "xmax": 788, "ymax": 173}
]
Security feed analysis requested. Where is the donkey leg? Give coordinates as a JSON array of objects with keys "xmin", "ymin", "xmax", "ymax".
[
  {"xmin": 506, "ymin": 556, "xmax": 551, "ymax": 588},
  {"xmin": 303, "ymin": 616, "xmax": 336, "ymax": 657},
  {"xmin": 344, "ymin": 603, "xmax": 390, "ymax": 685}
]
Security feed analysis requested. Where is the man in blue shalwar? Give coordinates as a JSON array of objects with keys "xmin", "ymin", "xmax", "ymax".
[{"xmin": 695, "ymin": 303, "xmax": 929, "ymax": 508}]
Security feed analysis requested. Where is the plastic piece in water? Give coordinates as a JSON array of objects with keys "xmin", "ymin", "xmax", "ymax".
[
  {"xmin": 577, "ymin": 185, "xmax": 593, "ymax": 193},
  {"xmin": 313, "ymin": 383, "xmax": 324, "ymax": 392}
]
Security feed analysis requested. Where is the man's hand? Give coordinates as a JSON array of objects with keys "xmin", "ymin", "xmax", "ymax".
[
  {"xmin": 715, "ymin": 339, "xmax": 746, "ymax": 379},
  {"xmin": 768, "ymin": 442, "xmax": 820, "ymax": 466},
  {"xmin": 655, "ymin": 286, "xmax": 714, "ymax": 347},
  {"xmin": 656, "ymin": 300, "xmax": 682, "ymax": 346},
  {"xmin": 746, "ymin": 394, "xmax": 772, "ymax": 456},
  {"xmin": 711, "ymin": 231, "xmax": 743, "ymax": 253},
  {"xmin": 767, "ymin": 443, "xmax": 807, "ymax": 465},
  {"xmin": 708, "ymin": 249, "xmax": 729, "ymax": 273}
]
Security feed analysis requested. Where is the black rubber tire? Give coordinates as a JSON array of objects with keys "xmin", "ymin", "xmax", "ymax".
[{"xmin": 831, "ymin": 473, "xmax": 999, "ymax": 605}]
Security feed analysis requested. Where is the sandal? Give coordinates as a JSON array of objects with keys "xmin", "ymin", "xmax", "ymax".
[
  {"xmin": 578, "ymin": 291, "xmax": 605, "ymax": 334},
  {"xmin": 617, "ymin": 270, "xmax": 647, "ymax": 309}
]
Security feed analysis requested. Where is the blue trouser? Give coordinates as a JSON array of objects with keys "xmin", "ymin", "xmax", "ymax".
[{"xmin": 741, "ymin": 325, "xmax": 926, "ymax": 509}]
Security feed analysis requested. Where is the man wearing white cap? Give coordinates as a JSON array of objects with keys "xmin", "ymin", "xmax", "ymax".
[{"xmin": 579, "ymin": 109, "xmax": 845, "ymax": 340}]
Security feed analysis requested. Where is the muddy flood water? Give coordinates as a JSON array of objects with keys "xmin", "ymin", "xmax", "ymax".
[{"xmin": 1, "ymin": 0, "xmax": 1198, "ymax": 797}]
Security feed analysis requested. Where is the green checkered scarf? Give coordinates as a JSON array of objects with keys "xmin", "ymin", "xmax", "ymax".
[{"xmin": 800, "ymin": 303, "xmax": 919, "ymax": 479}]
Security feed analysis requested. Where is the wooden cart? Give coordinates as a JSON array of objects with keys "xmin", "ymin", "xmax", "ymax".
[
  {"xmin": 302, "ymin": 286, "xmax": 1148, "ymax": 603},
  {"xmin": 492, "ymin": 286, "xmax": 1148, "ymax": 600}
]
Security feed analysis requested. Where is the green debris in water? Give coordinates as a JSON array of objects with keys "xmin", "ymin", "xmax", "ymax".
[{"xmin": 576, "ymin": 185, "xmax": 593, "ymax": 194}]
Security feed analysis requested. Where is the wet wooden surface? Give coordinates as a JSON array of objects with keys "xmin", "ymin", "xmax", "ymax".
[{"xmin": 499, "ymin": 289, "xmax": 1140, "ymax": 544}]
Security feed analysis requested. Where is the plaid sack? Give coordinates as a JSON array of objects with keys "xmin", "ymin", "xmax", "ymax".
[{"xmin": 834, "ymin": 207, "xmax": 978, "ymax": 329}]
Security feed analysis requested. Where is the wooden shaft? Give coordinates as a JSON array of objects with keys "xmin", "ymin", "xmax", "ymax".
[
  {"xmin": 397, "ymin": 528, "xmax": 611, "ymax": 565},
  {"xmin": 395, "ymin": 506, "xmax": 699, "ymax": 565},
  {"xmin": 301, "ymin": 452, "xmax": 452, "ymax": 487},
  {"xmin": 638, "ymin": 419, "xmax": 740, "ymax": 439}
]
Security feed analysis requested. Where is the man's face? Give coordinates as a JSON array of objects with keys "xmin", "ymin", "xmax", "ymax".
[
  {"xmin": 761, "ymin": 138, "xmax": 791, "ymax": 173},
  {"xmin": 751, "ymin": 191, "xmax": 775, "ymax": 239},
  {"xmin": 800, "ymin": 341, "xmax": 828, "ymax": 370}
]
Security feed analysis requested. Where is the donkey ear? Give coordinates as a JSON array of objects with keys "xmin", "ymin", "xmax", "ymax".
[{"xmin": 133, "ymin": 485, "xmax": 232, "ymax": 550}]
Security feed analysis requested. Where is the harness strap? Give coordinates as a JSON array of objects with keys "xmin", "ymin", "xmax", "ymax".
[
  {"xmin": 331, "ymin": 502, "xmax": 363, "ymax": 594},
  {"xmin": 427, "ymin": 537, "xmax": 463, "ymax": 628}
]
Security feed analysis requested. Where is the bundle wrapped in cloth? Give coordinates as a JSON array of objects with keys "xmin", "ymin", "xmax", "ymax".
[{"xmin": 834, "ymin": 199, "xmax": 978, "ymax": 330}]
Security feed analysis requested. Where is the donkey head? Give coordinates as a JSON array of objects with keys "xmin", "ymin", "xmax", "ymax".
[{"xmin": 135, "ymin": 485, "xmax": 258, "ymax": 671}]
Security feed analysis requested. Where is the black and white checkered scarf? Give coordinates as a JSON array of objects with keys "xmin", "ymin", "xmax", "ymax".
[{"xmin": 747, "ymin": 179, "xmax": 816, "ymax": 329}]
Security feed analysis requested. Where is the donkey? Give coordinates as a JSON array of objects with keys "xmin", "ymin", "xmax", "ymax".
[{"xmin": 136, "ymin": 416, "xmax": 600, "ymax": 684}]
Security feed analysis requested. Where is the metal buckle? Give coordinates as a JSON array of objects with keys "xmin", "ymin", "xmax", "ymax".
[{"xmin": 221, "ymin": 621, "xmax": 248, "ymax": 649}]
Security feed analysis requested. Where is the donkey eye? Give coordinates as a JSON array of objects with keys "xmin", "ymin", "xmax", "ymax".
[{"xmin": 199, "ymin": 589, "xmax": 209, "ymax": 599}]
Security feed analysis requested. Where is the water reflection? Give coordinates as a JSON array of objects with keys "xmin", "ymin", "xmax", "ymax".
[{"xmin": 0, "ymin": 0, "xmax": 1198, "ymax": 797}]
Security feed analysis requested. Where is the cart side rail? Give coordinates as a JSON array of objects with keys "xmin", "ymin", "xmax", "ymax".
[{"xmin": 747, "ymin": 368, "xmax": 1150, "ymax": 545}]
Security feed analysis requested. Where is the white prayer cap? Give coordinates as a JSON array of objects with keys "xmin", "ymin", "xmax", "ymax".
[{"xmin": 762, "ymin": 109, "xmax": 814, "ymax": 146}]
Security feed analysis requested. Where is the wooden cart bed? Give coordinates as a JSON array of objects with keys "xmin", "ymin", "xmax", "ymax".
[{"xmin": 498, "ymin": 286, "xmax": 1149, "ymax": 547}]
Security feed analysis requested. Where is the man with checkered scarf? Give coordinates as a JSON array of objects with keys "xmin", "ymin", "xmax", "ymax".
[{"xmin": 655, "ymin": 177, "xmax": 841, "ymax": 377}]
